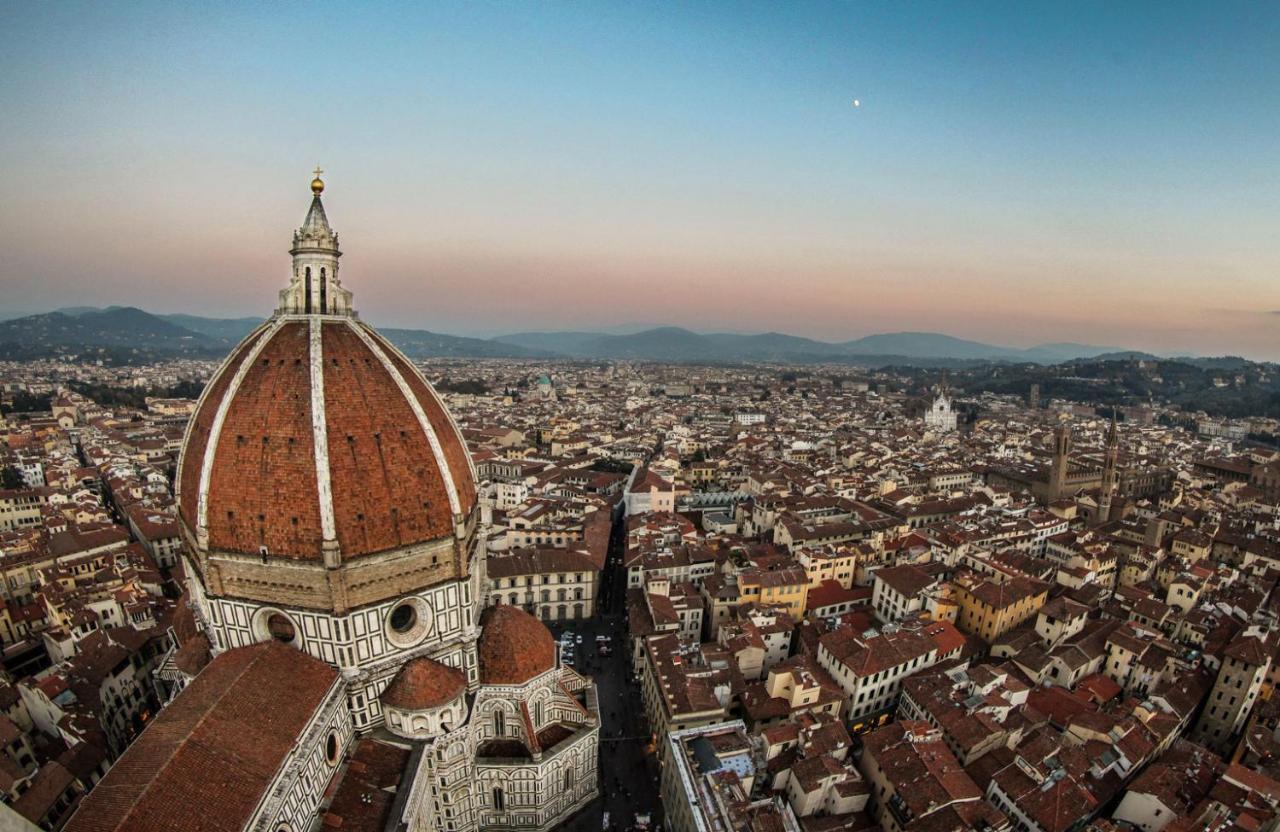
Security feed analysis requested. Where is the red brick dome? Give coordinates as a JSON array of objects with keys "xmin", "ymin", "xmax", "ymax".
[
  {"xmin": 478, "ymin": 605, "xmax": 557, "ymax": 685},
  {"xmin": 177, "ymin": 316, "xmax": 476, "ymax": 560},
  {"xmin": 381, "ymin": 656, "xmax": 467, "ymax": 711}
]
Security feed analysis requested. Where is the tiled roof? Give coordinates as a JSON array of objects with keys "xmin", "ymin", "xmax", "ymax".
[
  {"xmin": 177, "ymin": 318, "xmax": 475, "ymax": 561},
  {"xmin": 380, "ymin": 656, "xmax": 466, "ymax": 711},
  {"xmin": 66, "ymin": 642, "xmax": 338, "ymax": 832},
  {"xmin": 478, "ymin": 605, "xmax": 556, "ymax": 685}
]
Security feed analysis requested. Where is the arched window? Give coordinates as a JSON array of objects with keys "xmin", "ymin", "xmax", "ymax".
[
  {"xmin": 304, "ymin": 267, "xmax": 312, "ymax": 312},
  {"xmin": 492, "ymin": 787, "xmax": 505, "ymax": 811},
  {"xmin": 493, "ymin": 710, "xmax": 505, "ymax": 737},
  {"xmin": 534, "ymin": 701, "xmax": 543, "ymax": 725},
  {"xmin": 564, "ymin": 767, "xmax": 574, "ymax": 790},
  {"xmin": 319, "ymin": 267, "xmax": 328, "ymax": 313}
]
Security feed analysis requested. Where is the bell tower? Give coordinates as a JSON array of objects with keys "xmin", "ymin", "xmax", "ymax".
[
  {"xmin": 279, "ymin": 167, "xmax": 354, "ymax": 316},
  {"xmin": 1048, "ymin": 423, "xmax": 1072, "ymax": 501},
  {"xmin": 1097, "ymin": 411, "xmax": 1119, "ymax": 525}
]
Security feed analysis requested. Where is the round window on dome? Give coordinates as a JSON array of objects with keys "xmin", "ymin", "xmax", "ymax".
[
  {"xmin": 384, "ymin": 597, "xmax": 433, "ymax": 648},
  {"xmin": 326, "ymin": 732, "xmax": 339, "ymax": 765},
  {"xmin": 253, "ymin": 608, "xmax": 300, "ymax": 647},
  {"xmin": 389, "ymin": 603, "xmax": 417, "ymax": 634},
  {"xmin": 266, "ymin": 613, "xmax": 296, "ymax": 643}
]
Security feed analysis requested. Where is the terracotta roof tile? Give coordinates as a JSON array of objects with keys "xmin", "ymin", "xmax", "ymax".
[
  {"xmin": 66, "ymin": 642, "xmax": 339, "ymax": 832},
  {"xmin": 478, "ymin": 605, "xmax": 556, "ymax": 685},
  {"xmin": 180, "ymin": 318, "xmax": 475, "ymax": 562},
  {"xmin": 380, "ymin": 657, "xmax": 466, "ymax": 710}
]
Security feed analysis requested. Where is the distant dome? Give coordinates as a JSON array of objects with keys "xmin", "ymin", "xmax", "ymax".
[
  {"xmin": 381, "ymin": 657, "xmax": 467, "ymax": 711},
  {"xmin": 478, "ymin": 605, "xmax": 556, "ymax": 685}
]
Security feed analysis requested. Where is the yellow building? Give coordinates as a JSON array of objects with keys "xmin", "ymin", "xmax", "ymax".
[
  {"xmin": 687, "ymin": 461, "xmax": 719, "ymax": 485},
  {"xmin": 1170, "ymin": 529, "xmax": 1212, "ymax": 563},
  {"xmin": 796, "ymin": 547, "xmax": 858, "ymax": 589},
  {"xmin": 738, "ymin": 566, "xmax": 809, "ymax": 620},
  {"xmin": 952, "ymin": 574, "xmax": 1049, "ymax": 644}
]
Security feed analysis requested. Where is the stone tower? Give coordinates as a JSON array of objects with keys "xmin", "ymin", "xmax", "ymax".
[
  {"xmin": 1048, "ymin": 423, "xmax": 1072, "ymax": 501},
  {"xmin": 1096, "ymin": 412, "xmax": 1119, "ymax": 525}
]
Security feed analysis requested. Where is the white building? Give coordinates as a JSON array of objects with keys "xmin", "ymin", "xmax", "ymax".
[{"xmin": 923, "ymin": 388, "xmax": 957, "ymax": 433}]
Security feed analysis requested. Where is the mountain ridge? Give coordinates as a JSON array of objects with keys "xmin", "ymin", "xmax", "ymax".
[
  {"xmin": 496, "ymin": 326, "xmax": 1138, "ymax": 364},
  {"xmin": 0, "ymin": 307, "xmax": 546, "ymax": 361},
  {"xmin": 0, "ymin": 306, "xmax": 1211, "ymax": 365}
]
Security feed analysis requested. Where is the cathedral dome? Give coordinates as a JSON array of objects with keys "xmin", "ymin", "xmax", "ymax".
[
  {"xmin": 478, "ymin": 605, "xmax": 557, "ymax": 685},
  {"xmin": 177, "ymin": 317, "xmax": 475, "ymax": 560},
  {"xmin": 381, "ymin": 656, "xmax": 467, "ymax": 711},
  {"xmin": 175, "ymin": 177, "xmax": 478, "ymax": 613}
]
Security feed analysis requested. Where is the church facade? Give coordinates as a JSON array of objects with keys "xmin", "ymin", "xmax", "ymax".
[
  {"xmin": 68, "ymin": 175, "xmax": 599, "ymax": 832},
  {"xmin": 923, "ymin": 387, "xmax": 957, "ymax": 433}
]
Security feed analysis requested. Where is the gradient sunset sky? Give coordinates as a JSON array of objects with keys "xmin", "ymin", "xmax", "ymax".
[{"xmin": 2, "ymin": 2, "xmax": 1278, "ymax": 359}]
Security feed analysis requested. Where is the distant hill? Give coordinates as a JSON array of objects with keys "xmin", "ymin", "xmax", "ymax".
[
  {"xmin": 954, "ymin": 355, "xmax": 1280, "ymax": 420},
  {"xmin": 841, "ymin": 332, "xmax": 1018, "ymax": 360},
  {"xmin": 159, "ymin": 313, "xmax": 264, "ymax": 342},
  {"xmin": 493, "ymin": 331, "xmax": 611, "ymax": 355},
  {"xmin": 378, "ymin": 328, "xmax": 551, "ymax": 359},
  {"xmin": 1023, "ymin": 342, "xmax": 1127, "ymax": 363},
  {"xmin": 1181, "ymin": 355, "xmax": 1255, "ymax": 371},
  {"xmin": 0, "ymin": 307, "xmax": 548, "ymax": 361},
  {"xmin": 1072, "ymin": 350, "xmax": 1162, "ymax": 363},
  {"xmin": 499, "ymin": 327, "xmax": 848, "ymax": 362},
  {"xmin": 0, "ymin": 307, "xmax": 222, "ymax": 355},
  {"xmin": 0, "ymin": 306, "xmax": 1209, "ymax": 365},
  {"xmin": 54, "ymin": 305, "xmax": 121, "ymax": 317},
  {"xmin": 496, "ymin": 326, "xmax": 1136, "ymax": 365}
]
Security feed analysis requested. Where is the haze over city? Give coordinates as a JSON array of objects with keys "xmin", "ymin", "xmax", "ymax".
[{"xmin": 2, "ymin": 1, "xmax": 1278, "ymax": 359}]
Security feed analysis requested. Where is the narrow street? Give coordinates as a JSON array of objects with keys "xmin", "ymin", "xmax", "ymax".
[{"xmin": 552, "ymin": 511, "xmax": 664, "ymax": 832}]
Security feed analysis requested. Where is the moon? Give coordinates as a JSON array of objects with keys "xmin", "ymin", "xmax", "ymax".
[{"xmin": 852, "ymin": 99, "xmax": 861, "ymax": 107}]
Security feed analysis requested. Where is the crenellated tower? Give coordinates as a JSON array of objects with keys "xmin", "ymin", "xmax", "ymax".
[{"xmin": 1048, "ymin": 423, "xmax": 1072, "ymax": 501}]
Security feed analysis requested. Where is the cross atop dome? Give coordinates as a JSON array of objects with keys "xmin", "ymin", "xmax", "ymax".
[{"xmin": 278, "ymin": 169, "xmax": 354, "ymax": 316}]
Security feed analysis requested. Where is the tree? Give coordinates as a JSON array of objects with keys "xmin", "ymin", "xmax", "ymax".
[{"xmin": 1, "ymin": 466, "xmax": 25, "ymax": 490}]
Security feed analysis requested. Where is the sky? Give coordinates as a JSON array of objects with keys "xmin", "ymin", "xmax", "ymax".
[{"xmin": 1, "ymin": 2, "xmax": 1278, "ymax": 359}]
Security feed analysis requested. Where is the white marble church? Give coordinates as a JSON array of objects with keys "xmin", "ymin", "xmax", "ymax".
[
  {"xmin": 68, "ymin": 174, "xmax": 599, "ymax": 832},
  {"xmin": 924, "ymin": 385, "xmax": 958, "ymax": 434}
]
